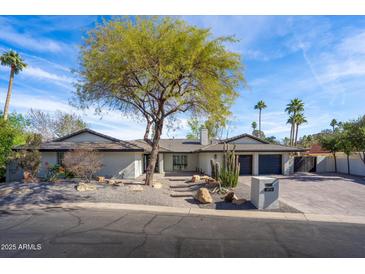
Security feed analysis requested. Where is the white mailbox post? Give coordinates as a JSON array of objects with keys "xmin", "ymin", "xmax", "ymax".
[{"xmin": 250, "ymin": 176, "xmax": 279, "ymax": 210}]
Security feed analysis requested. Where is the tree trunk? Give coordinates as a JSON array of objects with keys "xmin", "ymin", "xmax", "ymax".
[
  {"xmin": 3, "ymin": 67, "xmax": 15, "ymax": 121},
  {"xmin": 289, "ymin": 123, "xmax": 293, "ymax": 146},
  {"xmin": 333, "ymin": 153, "xmax": 337, "ymax": 173},
  {"xmin": 258, "ymin": 109, "xmax": 262, "ymax": 137},
  {"xmin": 145, "ymin": 120, "xmax": 163, "ymax": 186},
  {"xmin": 294, "ymin": 123, "xmax": 299, "ymax": 146},
  {"xmin": 290, "ymin": 122, "xmax": 295, "ymax": 146},
  {"xmin": 347, "ymin": 154, "xmax": 350, "ymax": 175}
]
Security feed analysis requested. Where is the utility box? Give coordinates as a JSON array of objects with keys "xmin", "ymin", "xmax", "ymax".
[{"xmin": 250, "ymin": 176, "xmax": 279, "ymax": 210}]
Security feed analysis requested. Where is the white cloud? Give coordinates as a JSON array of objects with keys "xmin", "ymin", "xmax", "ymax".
[
  {"xmin": 0, "ymin": 27, "xmax": 63, "ymax": 53},
  {"xmin": 23, "ymin": 66, "xmax": 73, "ymax": 84}
]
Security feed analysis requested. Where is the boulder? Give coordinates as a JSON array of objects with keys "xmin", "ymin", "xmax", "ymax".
[
  {"xmin": 0, "ymin": 188, "xmax": 13, "ymax": 196},
  {"xmin": 195, "ymin": 187, "xmax": 213, "ymax": 204},
  {"xmin": 23, "ymin": 171, "xmax": 39, "ymax": 183},
  {"xmin": 129, "ymin": 185, "xmax": 144, "ymax": 192},
  {"xmin": 192, "ymin": 175, "xmax": 201, "ymax": 183},
  {"xmin": 152, "ymin": 182, "xmax": 162, "ymax": 189},
  {"xmin": 224, "ymin": 192, "xmax": 238, "ymax": 202},
  {"xmin": 108, "ymin": 179, "xmax": 116, "ymax": 185},
  {"xmin": 207, "ymin": 178, "xmax": 218, "ymax": 184},
  {"xmin": 97, "ymin": 176, "xmax": 105, "ymax": 183},
  {"xmin": 75, "ymin": 182, "xmax": 97, "ymax": 192}
]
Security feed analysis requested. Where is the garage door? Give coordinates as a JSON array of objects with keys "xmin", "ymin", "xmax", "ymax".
[
  {"xmin": 238, "ymin": 155, "xmax": 252, "ymax": 175},
  {"xmin": 259, "ymin": 155, "xmax": 282, "ymax": 175}
]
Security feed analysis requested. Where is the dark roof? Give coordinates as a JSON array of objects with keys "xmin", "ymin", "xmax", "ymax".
[
  {"xmin": 52, "ymin": 128, "xmax": 121, "ymax": 142},
  {"xmin": 14, "ymin": 128, "xmax": 307, "ymax": 153},
  {"xmin": 197, "ymin": 143, "xmax": 307, "ymax": 153},
  {"xmin": 132, "ymin": 139, "xmax": 214, "ymax": 153},
  {"xmin": 14, "ymin": 141, "xmax": 144, "ymax": 152},
  {"xmin": 221, "ymin": 133, "xmax": 269, "ymax": 144}
]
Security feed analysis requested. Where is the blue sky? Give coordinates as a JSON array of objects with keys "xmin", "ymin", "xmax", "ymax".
[{"xmin": 0, "ymin": 16, "xmax": 364, "ymax": 140}]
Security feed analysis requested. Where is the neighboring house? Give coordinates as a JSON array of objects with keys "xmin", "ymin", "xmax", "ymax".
[{"xmin": 7, "ymin": 128, "xmax": 306, "ymax": 181}]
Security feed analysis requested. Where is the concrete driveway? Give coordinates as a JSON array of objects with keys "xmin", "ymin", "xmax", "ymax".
[{"xmin": 240, "ymin": 173, "xmax": 365, "ymax": 217}]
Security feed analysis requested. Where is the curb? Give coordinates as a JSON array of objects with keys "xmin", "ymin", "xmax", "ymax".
[{"xmin": 2, "ymin": 202, "xmax": 365, "ymax": 225}]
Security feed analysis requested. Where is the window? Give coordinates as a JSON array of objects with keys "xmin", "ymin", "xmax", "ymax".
[
  {"xmin": 57, "ymin": 152, "xmax": 65, "ymax": 165},
  {"xmin": 173, "ymin": 155, "xmax": 188, "ymax": 170}
]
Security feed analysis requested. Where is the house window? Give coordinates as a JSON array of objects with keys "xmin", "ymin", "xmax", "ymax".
[
  {"xmin": 173, "ymin": 155, "xmax": 188, "ymax": 170},
  {"xmin": 57, "ymin": 152, "xmax": 65, "ymax": 165}
]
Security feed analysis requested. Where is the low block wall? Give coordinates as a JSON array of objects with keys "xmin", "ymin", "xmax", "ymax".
[{"xmin": 316, "ymin": 153, "xmax": 365, "ymax": 176}]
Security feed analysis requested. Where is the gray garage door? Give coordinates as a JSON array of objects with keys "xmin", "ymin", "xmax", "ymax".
[
  {"xmin": 259, "ymin": 155, "xmax": 282, "ymax": 175},
  {"xmin": 238, "ymin": 155, "xmax": 252, "ymax": 175}
]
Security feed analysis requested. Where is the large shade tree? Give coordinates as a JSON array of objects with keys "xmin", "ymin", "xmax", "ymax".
[
  {"xmin": 319, "ymin": 133, "xmax": 340, "ymax": 173},
  {"xmin": 0, "ymin": 50, "xmax": 27, "ymax": 120},
  {"xmin": 74, "ymin": 17, "xmax": 244, "ymax": 185}
]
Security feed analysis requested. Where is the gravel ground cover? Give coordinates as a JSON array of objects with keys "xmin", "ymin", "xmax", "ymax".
[{"xmin": 0, "ymin": 176, "xmax": 300, "ymax": 213}]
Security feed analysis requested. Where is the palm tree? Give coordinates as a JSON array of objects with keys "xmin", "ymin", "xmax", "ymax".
[
  {"xmin": 285, "ymin": 98, "xmax": 304, "ymax": 146},
  {"xmin": 330, "ymin": 118, "xmax": 337, "ymax": 132},
  {"xmin": 0, "ymin": 50, "xmax": 27, "ymax": 120},
  {"xmin": 293, "ymin": 113, "xmax": 307, "ymax": 146},
  {"xmin": 254, "ymin": 100, "xmax": 267, "ymax": 137},
  {"xmin": 286, "ymin": 115, "xmax": 295, "ymax": 145},
  {"xmin": 251, "ymin": 121, "xmax": 257, "ymax": 131}
]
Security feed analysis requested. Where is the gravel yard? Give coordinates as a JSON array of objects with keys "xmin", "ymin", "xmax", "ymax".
[{"xmin": 0, "ymin": 175, "xmax": 299, "ymax": 213}]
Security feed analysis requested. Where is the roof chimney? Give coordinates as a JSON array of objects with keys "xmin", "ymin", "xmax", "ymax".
[{"xmin": 200, "ymin": 127, "xmax": 209, "ymax": 145}]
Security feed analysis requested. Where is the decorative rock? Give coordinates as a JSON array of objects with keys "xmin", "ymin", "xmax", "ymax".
[
  {"xmin": 224, "ymin": 192, "xmax": 238, "ymax": 202},
  {"xmin": 232, "ymin": 198, "xmax": 247, "ymax": 205},
  {"xmin": 195, "ymin": 187, "xmax": 213, "ymax": 204},
  {"xmin": 0, "ymin": 188, "xmax": 13, "ymax": 196},
  {"xmin": 23, "ymin": 171, "xmax": 39, "ymax": 183},
  {"xmin": 207, "ymin": 178, "xmax": 218, "ymax": 184},
  {"xmin": 108, "ymin": 179, "xmax": 116, "ymax": 185},
  {"xmin": 13, "ymin": 188, "xmax": 32, "ymax": 195},
  {"xmin": 129, "ymin": 185, "xmax": 144, "ymax": 192},
  {"xmin": 152, "ymin": 182, "xmax": 162, "ymax": 189},
  {"xmin": 192, "ymin": 175, "xmax": 201, "ymax": 183},
  {"xmin": 75, "ymin": 182, "xmax": 97, "ymax": 192},
  {"xmin": 97, "ymin": 176, "xmax": 105, "ymax": 183}
]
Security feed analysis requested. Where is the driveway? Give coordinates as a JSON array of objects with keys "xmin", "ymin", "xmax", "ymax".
[
  {"xmin": 240, "ymin": 173, "xmax": 365, "ymax": 217},
  {"xmin": 0, "ymin": 207, "xmax": 364, "ymax": 257}
]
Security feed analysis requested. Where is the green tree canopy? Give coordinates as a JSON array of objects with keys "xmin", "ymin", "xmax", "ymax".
[
  {"xmin": 75, "ymin": 16, "xmax": 245, "ymax": 185},
  {"xmin": 0, "ymin": 112, "xmax": 29, "ymax": 180}
]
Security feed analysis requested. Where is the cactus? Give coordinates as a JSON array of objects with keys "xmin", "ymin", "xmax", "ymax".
[
  {"xmin": 219, "ymin": 143, "xmax": 240, "ymax": 188},
  {"xmin": 210, "ymin": 158, "xmax": 221, "ymax": 181}
]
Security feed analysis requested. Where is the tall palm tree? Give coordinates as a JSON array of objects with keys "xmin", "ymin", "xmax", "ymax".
[
  {"xmin": 286, "ymin": 115, "xmax": 295, "ymax": 145},
  {"xmin": 285, "ymin": 98, "xmax": 304, "ymax": 146},
  {"xmin": 254, "ymin": 100, "xmax": 267, "ymax": 137},
  {"xmin": 330, "ymin": 118, "xmax": 337, "ymax": 132},
  {"xmin": 0, "ymin": 50, "xmax": 27, "ymax": 120},
  {"xmin": 293, "ymin": 113, "xmax": 307, "ymax": 146}
]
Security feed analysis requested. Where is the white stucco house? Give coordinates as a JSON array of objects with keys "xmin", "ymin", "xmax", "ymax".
[{"xmin": 7, "ymin": 128, "xmax": 306, "ymax": 181}]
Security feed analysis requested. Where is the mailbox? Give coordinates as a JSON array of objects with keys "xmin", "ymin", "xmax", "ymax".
[{"xmin": 250, "ymin": 176, "xmax": 279, "ymax": 210}]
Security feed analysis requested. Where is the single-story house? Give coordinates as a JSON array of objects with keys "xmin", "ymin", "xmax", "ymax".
[{"xmin": 7, "ymin": 128, "xmax": 307, "ymax": 181}]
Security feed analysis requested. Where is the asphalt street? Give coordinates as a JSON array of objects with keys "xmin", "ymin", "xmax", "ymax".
[{"xmin": 0, "ymin": 207, "xmax": 364, "ymax": 257}]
